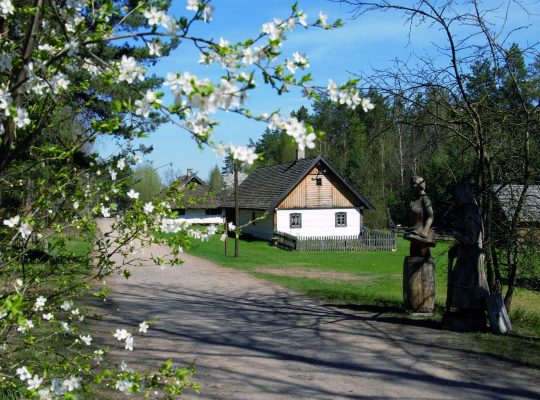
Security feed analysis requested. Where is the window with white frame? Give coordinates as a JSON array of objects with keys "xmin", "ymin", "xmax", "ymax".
[
  {"xmin": 335, "ymin": 212, "xmax": 347, "ymax": 227},
  {"xmin": 290, "ymin": 213, "xmax": 302, "ymax": 229}
]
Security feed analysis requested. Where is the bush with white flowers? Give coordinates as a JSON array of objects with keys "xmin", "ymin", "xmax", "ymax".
[{"xmin": 0, "ymin": 0, "xmax": 372, "ymax": 398}]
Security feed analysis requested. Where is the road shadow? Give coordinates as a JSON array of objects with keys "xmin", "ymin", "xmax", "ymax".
[{"xmin": 326, "ymin": 303, "xmax": 443, "ymax": 330}]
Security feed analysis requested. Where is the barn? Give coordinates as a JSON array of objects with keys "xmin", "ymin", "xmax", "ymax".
[{"xmin": 222, "ymin": 155, "xmax": 375, "ymax": 240}]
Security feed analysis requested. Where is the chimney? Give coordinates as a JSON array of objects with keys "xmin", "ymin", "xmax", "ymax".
[
  {"xmin": 296, "ymin": 148, "xmax": 305, "ymax": 160},
  {"xmin": 187, "ymin": 168, "xmax": 193, "ymax": 176}
]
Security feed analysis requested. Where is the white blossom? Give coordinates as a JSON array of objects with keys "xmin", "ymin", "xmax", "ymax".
[
  {"xmin": 62, "ymin": 376, "xmax": 81, "ymax": 392},
  {"xmin": 147, "ymin": 41, "xmax": 163, "ymax": 57},
  {"xmin": 117, "ymin": 55, "xmax": 145, "ymax": 84},
  {"xmin": 64, "ymin": 39, "xmax": 79, "ymax": 56},
  {"xmin": 286, "ymin": 59, "xmax": 297, "ymax": 74},
  {"xmin": 16, "ymin": 366, "xmax": 32, "ymax": 381},
  {"xmin": 262, "ymin": 21, "xmax": 282, "ymax": 41},
  {"xmin": 298, "ymin": 12, "xmax": 308, "ymax": 27},
  {"xmin": 34, "ymin": 296, "xmax": 47, "ymax": 311},
  {"xmin": 127, "ymin": 189, "xmax": 139, "ymax": 199},
  {"xmin": 51, "ymin": 379, "xmax": 66, "ymax": 395},
  {"xmin": 82, "ymin": 59, "xmax": 100, "ymax": 76},
  {"xmin": 60, "ymin": 301, "xmax": 72, "ymax": 311},
  {"xmin": 0, "ymin": 85, "xmax": 13, "ymax": 115},
  {"xmin": 186, "ymin": 0, "xmax": 200, "ymax": 12},
  {"xmin": 318, "ymin": 11, "xmax": 328, "ymax": 27},
  {"xmin": 296, "ymin": 131, "xmax": 317, "ymax": 151},
  {"xmin": 242, "ymin": 47, "xmax": 258, "ymax": 66},
  {"xmin": 143, "ymin": 202, "xmax": 154, "ymax": 214},
  {"xmin": 60, "ymin": 321, "xmax": 71, "ymax": 334},
  {"xmin": 362, "ymin": 97, "xmax": 375, "ymax": 112},
  {"xmin": 116, "ymin": 158, "xmax": 126, "ymax": 170},
  {"xmin": 38, "ymin": 44, "xmax": 56, "ymax": 53},
  {"xmin": 135, "ymin": 90, "xmax": 162, "ymax": 118},
  {"xmin": 229, "ymin": 145, "xmax": 258, "ymax": 166},
  {"xmin": 327, "ymin": 79, "xmax": 339, "ymax": 102},
  {"xmin": 124, "ymin": 334, "xmax": 134, "ymax": 351},
  {"xmin": 93, "ymin": 349, "xmax": 104, "ymax": 363},
  {"xmin": 37, "ymin": 388, "xmax": 53, "ymax": 400},
  {"xmin": 115, "ymin": 379, "xmax": 134, "ymax": 393},
  {"xmin": 202, "ymin": 5, "xmax": 213, "ymax": 22},
  {"xmin": 138, "ymin": 321, "xmax": 149, "ymax": 333},
  {"xmin": 51, "ymin": 72, "xmax": 70, "ymax": 93},
  {"xmin": 14, "ymin": 107, "xmax": 31, "ymax": 128},
  {"xmin": 113, "ymin": 328, "xmax": 130, "ymax": 341},
  {"xmin": 292, "ymin": 51, "xmax": 309, "ymax": 68},
  {"xmin": 3, "ymin": 215, "xmax": 20, "ymax": 228},
  {"xmin": 18, "ymin": 222, "xmax": 33, "ymax": 239},
  {"xmin": 42, "ymin": 313, "xmax": 53, "ymax": 321},
  {"xmin": 0, "ymin": 0, "xmax": 14, "ymax": 16},
  {"xmin": 27, "ymin": 374, "xmax": 43, "ymax": 390},
  {"xmin": 143, "ymin": 7, "xmax": 164, "ymax": 25},
  {"xmin": 101, "ymin": 206, "xmax": 110, "ymax": 218},
  {"xmin": 79, "ymin": 335, "xmax": 92, "ymax": 346}
]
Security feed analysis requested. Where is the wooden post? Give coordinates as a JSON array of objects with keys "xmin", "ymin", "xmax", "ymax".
[
  {"xmin": 223, "ymin": 219, "xmax": 228, "ymax": 256},
  {"xmin": 234, "ymin": 164, "xmax": 239, "ymax": 257}
]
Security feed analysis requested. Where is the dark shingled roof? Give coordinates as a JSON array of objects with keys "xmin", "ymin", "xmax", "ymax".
[
  {"xmin": 496, "ymin": 184, "xmax": 540, "ymax": 223},
  {"xmin": 173, "ymin": 173, "xmax": 223, "ymax": 209},
  {"xmin": 222, "ymin": 155, "xmax": 375, "ymax": 211}
]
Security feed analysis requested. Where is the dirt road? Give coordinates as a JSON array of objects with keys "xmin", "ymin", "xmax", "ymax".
[{"xmin": 92, "ymin": 220, "xmax": 540, "ymax": 399}]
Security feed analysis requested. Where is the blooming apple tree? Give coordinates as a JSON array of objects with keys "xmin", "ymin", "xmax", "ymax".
[{"xmin": 0, "ymin": 0, "xmax": 373, "ymax": 398}]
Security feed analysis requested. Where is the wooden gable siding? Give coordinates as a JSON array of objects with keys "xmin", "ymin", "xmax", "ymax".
[{"xmin": 278, "ymin": 165, "xmax": 359, "ymax": 209}]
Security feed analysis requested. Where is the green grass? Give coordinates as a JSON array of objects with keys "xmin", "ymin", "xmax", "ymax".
[
  {"xmin": 189, "ymin": 235, "xmax": 452, "ymax": 308},
  {"xmin": 183, "ymin": 234, "xmax": 540, "ymax": 367}
]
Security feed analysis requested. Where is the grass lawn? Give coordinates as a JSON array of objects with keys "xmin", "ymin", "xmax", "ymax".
[{"xmin": 183, "ymin": 234, "xmax": 540, "ymax": 367}]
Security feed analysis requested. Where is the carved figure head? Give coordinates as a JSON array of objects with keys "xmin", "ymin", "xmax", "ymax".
[
  {"xmin": 453, "ymin": 183, "xmax": 477, "ymax": 206},
  {"xmin": 410, "ymin": 176, "xmax": 426, "ymax": 195}
]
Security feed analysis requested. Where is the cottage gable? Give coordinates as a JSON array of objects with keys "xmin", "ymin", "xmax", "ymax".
[{"xmin": 278, "ymin": 164, "xmax": 360, "ymax": 209}]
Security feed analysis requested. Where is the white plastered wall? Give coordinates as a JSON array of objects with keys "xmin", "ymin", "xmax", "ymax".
[{"xmin": 276, "ymin": 208, "xmax": 363, "ymax": 237}]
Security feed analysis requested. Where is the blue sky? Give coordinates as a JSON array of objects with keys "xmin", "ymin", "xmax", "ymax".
[{"xmin": 97, "ymin": 0, "xmax": 540, "ymax": 181}]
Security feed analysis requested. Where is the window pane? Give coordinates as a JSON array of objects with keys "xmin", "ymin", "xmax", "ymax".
[
  {"xmin": 290, "ymin": 213, "xmax": 301, "ymax": 228},
  {"xmin": 336, "ymin": 212, "xmax": 347, "ymax": 227}
]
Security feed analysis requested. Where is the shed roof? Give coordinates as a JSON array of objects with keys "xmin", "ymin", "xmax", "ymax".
[
  {"xmin": 496, "ymin": 184, "xmax": 540, "ymax": 223},
  {"xmin": 172, "ymin": 173, "xmax": 223, "ymax": 209},
  {"xmin": 222, "ymin": 155, "xmax": 375, "ymax": 211}
]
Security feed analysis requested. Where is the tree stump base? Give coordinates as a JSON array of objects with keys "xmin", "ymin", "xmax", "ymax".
[{"xmin": 403, "ymin": 256, "xmax": 435, "ymax": 314}]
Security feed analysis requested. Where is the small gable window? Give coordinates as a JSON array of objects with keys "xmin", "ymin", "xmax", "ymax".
[
  {"xmin": 315, "ymin": 177, "xmax": 322, "ymax": 186},
  {"xmin": 290, "ymin": 213, "xmax": 302, "ymax": 229},
  {"xmin": 335, "ymin": 212, "xmax": 347, "ymax": 227}
]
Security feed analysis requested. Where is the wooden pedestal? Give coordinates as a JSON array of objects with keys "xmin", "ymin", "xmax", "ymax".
[{"xmin": 403, "ymin": 256, "xmax": 435, "ymax": 314}]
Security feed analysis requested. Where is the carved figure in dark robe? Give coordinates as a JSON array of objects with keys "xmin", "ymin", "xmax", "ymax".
[
  {"xmin": 447, "ymin": 183, "xmax": 490, "ymax": 311},
  {"xmin": 404, "ymin": 176, "xmax": 435, "ymax": 257}
]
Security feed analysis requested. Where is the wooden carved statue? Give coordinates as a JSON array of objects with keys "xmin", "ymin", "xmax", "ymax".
[
  {"xmin": 404, "ymin": 176, "xmax": 436, "ymax": 257},
  {"xmin": 402, "ymin": 176, "xmax": 436, "ymax": 314},
  {"xmin": 447, "ymin": 183, "xmax": 490, "ymax": 311}
]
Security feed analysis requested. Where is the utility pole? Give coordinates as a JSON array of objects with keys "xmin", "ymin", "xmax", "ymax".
[{"xmin": 234, "ymin": 162, "xmax": 239, "ymax": 257}]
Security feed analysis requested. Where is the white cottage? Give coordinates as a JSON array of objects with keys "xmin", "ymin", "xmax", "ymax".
[
  {"xmin": 223, "ymin": 155, "xmax": 375, "ymax": 240},
  {"xmin": 172, "ymin": 170, "xmax": 224, "ymax": 221}
]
